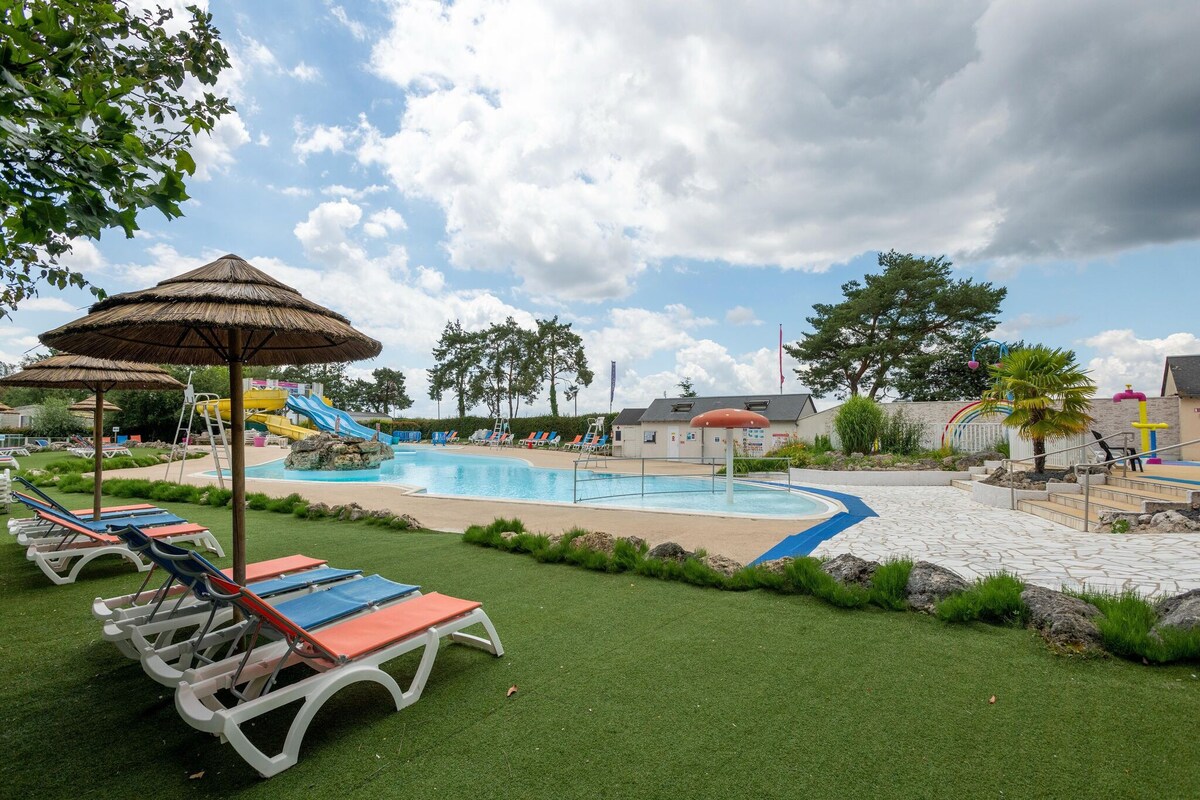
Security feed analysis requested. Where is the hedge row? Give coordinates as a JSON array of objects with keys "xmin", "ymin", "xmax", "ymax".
[{"xmin": 358, "ymin": 413, "xmax": 619, "ymax": 442}]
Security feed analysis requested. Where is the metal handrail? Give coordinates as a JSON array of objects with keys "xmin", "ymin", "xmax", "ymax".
[
  {"xmin": 1001, "ymin": 431, "xmax": 1133, "ymax": 511},
  {"xmin": 1073, "ymin": 435, "xmax": 1200, "ymax": 532}
]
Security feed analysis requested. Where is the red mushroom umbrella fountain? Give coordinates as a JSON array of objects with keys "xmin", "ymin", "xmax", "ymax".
[{"xmin": 690, "ymin": 408, "xmax": 771, "ymax": 503}]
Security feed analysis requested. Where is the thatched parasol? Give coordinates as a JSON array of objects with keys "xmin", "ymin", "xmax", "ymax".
[
  {"xmin": 0, "ymin": 401, "xmax": 12, "ymax": 413},
  {"xmin": 69, "ymin": 395, "xmax": 123, "ymax": 414},
  {"xmin": 42, "ymin": 253, "xmax": 381, "ymax": 584},
  {"xmin": 0, "ymin": 355, "xmax": 182, "ymax": 519}
]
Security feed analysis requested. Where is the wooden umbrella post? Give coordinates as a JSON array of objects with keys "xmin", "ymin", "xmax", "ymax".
[
  {"xmin": 228, "ymin": 329, "xmax": 247, "ymax": 586},
  {"xmin": 93, "ymin": 389, "xmax": 105, "ymax": 521}
]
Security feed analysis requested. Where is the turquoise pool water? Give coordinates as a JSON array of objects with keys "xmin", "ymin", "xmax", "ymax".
[{"xmin": 236, "ymin": 449, "xmax": 834, "ymax": 519}]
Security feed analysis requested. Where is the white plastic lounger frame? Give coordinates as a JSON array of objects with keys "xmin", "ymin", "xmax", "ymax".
[
  {"xmin": 176, "ymin": 578, "xmax": 503, "ymax": 778},
  {"xmin": 25, "ymin": 525, "xmax": 222, "ymax": 586}
]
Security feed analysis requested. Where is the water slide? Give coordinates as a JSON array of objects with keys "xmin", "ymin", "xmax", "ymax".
[
  {"xmin": 285, "ymin": 393, "xmax": 396, "ymax": 443},
  {"xmin": 196, "ymin": 389, "xmax": 316, "ymax": 441}
]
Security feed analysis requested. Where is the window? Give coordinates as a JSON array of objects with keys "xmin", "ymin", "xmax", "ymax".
[
  {"xmin": 745, "ymin": 400, "xmax": 769, "ymax": 411},
  {"xmin": 615, "ymin": 429, "xmax": 622, "ymax": 441},
  {"xmin": 643, "ymin": 430, "xmax": 657, "ymax": 443},
  {"xmin": 670, "ymin": 402, "xmax": 693, "ymax": 413}
]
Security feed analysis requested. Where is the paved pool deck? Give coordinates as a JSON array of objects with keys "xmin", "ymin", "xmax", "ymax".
[
  {"xmin": 125, "ymin": 444, "xmax": 1200, "ymax": 597},
  {"xmin": 808, "ymin": 484, "xmax": 1200, "ymax": 598}
]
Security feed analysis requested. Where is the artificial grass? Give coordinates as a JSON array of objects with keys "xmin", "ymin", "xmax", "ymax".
[{"xmin": 0, "ymin": 492, "xmax": 1199, "ymax": 798}]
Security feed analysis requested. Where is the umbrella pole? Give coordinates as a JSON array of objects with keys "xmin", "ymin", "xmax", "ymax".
[
  {"xmin": 93, "ymin": 389, "xmax": 105, "ymax": 521},
  {"xmin": 229, "ymin": 330, "xmax": 247, "ymax": 585},
  {"xmin": 725, "ymin": 430, "xmax": 734, "ymax": 504}
]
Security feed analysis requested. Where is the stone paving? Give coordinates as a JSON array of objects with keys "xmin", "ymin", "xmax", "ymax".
[{"xmin": 809, "ymin": 485, "xmax": 1200, "ymax": 598}]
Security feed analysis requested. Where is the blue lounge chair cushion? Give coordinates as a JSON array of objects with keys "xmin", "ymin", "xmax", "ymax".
[
  {"xmin": 249, "ymin": 567, "xmax": 363, "ymax": 598},
  {"xmin": 276, "ymin": 575, "xmax": 420, "ymax": 630}
]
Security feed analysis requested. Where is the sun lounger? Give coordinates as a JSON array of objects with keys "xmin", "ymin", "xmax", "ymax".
[
  {"xmin": 534, "ymin": 432, "xmax": 557, "ymax": 446},
  {"xmin": 68, "ymin": 445, "xmax": 132, "ymax": 458},
  {"xmin": 175, "ymin": 571, "xmax": 501, "ymax": 777},
  {"xmin": 519, "ymin": 431, "xmax": 542, "ymax": 445},
  {"xmin": 0, "ymin": 447, "xmax": 30, "ymax": 457},
  {"xmin": 93, "ymin": 552, "xmax": 332, "ymax": 622},
  {"xmin": 11, "ymin": 497, "xmax": 186, "ymax": 545},
  {"xmin": 8, "ymin": 477, "xmax": 163, "ymax": 534},
  {"xmin": 104, "ymin": 530, "xmax": 420, "ymax": 684},
  {"xmin": 561, "ymin": 435, "xmax": 583, "ymax": 449},
  {"xmin": 24, "ymin": 513, "xmax": 222, "ymax": 585}
]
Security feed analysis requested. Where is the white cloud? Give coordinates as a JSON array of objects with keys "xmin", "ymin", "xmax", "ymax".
[
  {"xmin": 191, "ymin": 115, "xmax": 252, "ymax": 180},
  {"xmin": 328, "ymin": 4, "xmax": 368, "ymax": 41},
  {"xmin": 363, "ymin": 207, "xmax": 407, "ymax": 238},
  {"xmin": 293, "ymin": 122, "xmax": 350, "ymax": 160},
  {"xmin": 278, "ymin": 185, "xmax": 312, "ymax": 197},
  {"xmin": 991, "ymin": 312, "xmax": 1078, "ymax": 341},
  {"xmin": 290, "ymin": 62, "xmax": 321, "ymax": 82},
  {"xmin": 725, "ymin": 305, "xmax": 762, "ymax": 326},
  {"xmin": 346, "ymin": 0, "xmax": 1200, "ymax": 303},
  {"xmin": 17, "ymin": 297, "xmax": 79, "ymax": 313},
  {"xmin": 256, "ymin": 133, "xmax": 271, "ymax": 146},
  {"xmin": 1082, "ymin": 329, "xmax": 1200, "ymax": 397},
  {"xmin": 321, "ymin": 183, "xmax": 389, "ymax": 201}
]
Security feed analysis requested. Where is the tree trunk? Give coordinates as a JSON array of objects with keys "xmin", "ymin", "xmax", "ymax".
[
  {"xmin": 549, "ymin": 381, "xmax": 558, "ymax": 417},
  {"xmin": 1033, "ymin": 437, "xmax": 1046, "ymax": 474}
]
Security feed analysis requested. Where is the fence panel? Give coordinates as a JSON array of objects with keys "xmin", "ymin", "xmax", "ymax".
[{"xmin": 1008, "ymin": 431, "xmax": 1095, "ymax": 468}]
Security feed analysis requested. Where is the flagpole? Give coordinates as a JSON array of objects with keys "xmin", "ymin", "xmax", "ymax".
[{"xmin": 779, "ymin": 323, "xmax": 784, "ymax": 395}]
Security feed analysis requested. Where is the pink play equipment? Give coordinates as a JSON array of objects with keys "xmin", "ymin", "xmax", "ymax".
[{"xmin": 1113, "ymin": 384, "xmax": 1169, "ymax": 465}]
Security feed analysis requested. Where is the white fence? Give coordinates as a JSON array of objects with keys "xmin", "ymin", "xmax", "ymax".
[
  {"xmin": 1008, "ymin": 431, "xmax": 1096, "ymax": 468},
  {"xmin": 828, "ymin": 422, "xmax": 1006, "ymax": 454}
]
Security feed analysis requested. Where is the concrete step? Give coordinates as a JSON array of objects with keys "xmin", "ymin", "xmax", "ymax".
[
  {"xmin": 969, "ymin": 466, "xmax": 989, "ymax": 476},
  {"xmin": 1049, "ymin": 492, "xmax": 1142, "ymax": 514},
  {"xmin": 1086, "ymin": 484, "xmax": 1191, "ymax": 510},
  {"xmin": 1107, "ymin": 475, "xmax": 1196, "ymax": 502},
  {"xmin": 1017, "ymin": 499, "xmax": 1094, "ymax": 531},
  {"xmin": 950, "ymin": 479, "xmax": 974, "ymax": 492}
]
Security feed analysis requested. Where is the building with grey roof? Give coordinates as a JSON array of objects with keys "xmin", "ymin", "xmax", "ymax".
[
  {"xmin": 1161, "ymin": 355, "xmax": 1200, "ymax": 460},
  {"xmin": 612, "ymin": 394, "xmax": 816, "ymax": 460}
]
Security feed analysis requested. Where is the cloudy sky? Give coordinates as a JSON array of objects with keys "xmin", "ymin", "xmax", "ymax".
[{"xmin": 4, "ymin": 0, "xmax": 1199, "ymax": 415}]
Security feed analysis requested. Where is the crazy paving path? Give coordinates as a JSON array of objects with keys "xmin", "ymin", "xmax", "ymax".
[{"xmin": 810, "ymin": 485, "xmax": 1200, "ymax": 598}]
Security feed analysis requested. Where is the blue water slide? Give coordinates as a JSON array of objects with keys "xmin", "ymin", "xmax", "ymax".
[{"xmin": 285, "ymin": 394, "xmax": 398, "ymax": 444}]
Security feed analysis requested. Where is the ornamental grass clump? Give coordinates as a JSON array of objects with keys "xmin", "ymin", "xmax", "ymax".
[
  {"xmin": 868, "ymin": 558, "xmax": 914, "ymax": 611},
  {"xmin": 1073, "ymin": 590, "xmax": 1200, "ymax": 664},
  {"xmin": 936, "ymin": 572, "xmax": 1027, "ymax": 625},
  {"xmin": 833, "ymin": 395, "xmax": 883, "ymax": 454}
]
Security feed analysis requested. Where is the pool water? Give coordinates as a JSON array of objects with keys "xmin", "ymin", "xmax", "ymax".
[{"xmin": 236, "ymin": 448, "xmax": 834, "ymax": 519}]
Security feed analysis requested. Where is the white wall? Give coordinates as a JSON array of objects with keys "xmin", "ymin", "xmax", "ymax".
[{"xmin": 636, "ymin": 421, "xmax": 800, "ymax": 461}]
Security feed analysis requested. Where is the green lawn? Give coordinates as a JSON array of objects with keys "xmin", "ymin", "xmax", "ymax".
[
  {"xmin": 1, "ymin": 490, "xmax": 1198, "ymax": 798},
  {"xmin": 8, "ymin": 447, "xmax": 172, "ymax": 474}
]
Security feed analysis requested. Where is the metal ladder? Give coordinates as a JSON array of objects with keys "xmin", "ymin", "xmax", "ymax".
[
  {"xmin": 576, "ymin": 416, "xmax": 606, "ymax": 467},
  {"xmin": 196, "ymin": 394, "xmax": 231, "ymax": 489},
  {"xmin": 164, "ymin": 379, "xmax": 198, "ymax": 484},
  {"xmin": 488, "ymin": 415, "xmax": 507, "ymax": 446}
]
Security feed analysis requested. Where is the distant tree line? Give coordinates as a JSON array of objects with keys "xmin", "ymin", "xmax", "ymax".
[{"xmin": 428, "ymin": 316, "xmax": 592, "ymax": 420}]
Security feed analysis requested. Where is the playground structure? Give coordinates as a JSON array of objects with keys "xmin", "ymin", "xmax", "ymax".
[{"xmin": 1113, "ymin": 384, "xmax": 1170, "ymax": 464}]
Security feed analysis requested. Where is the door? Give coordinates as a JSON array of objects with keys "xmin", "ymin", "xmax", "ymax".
[{"xmin": 667, "ymin": 426, "xmax": 680, "ymax": 459}]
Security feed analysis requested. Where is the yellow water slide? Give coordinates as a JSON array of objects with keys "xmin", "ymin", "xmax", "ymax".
[{"xmin": 195, "ymin": 389, "xmax": 316, "ymax": 441}]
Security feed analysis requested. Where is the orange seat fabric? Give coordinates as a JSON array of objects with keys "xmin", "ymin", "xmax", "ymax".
[
  {"xmin": 306, "ymin": 592, "xmax": 482, "ymax": 660},
  {"xmin": 226, "ymin": 555, "xmax": 328, "ymax": 583}
]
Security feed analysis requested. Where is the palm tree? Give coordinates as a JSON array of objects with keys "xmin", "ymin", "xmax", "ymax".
[{"xmin": 980, "ymin": 346, "xmax": 1095, "ymax": 473}]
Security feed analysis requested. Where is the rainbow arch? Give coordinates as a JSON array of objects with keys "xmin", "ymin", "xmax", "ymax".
[{"xmin": 941, "ymin": 400, "xmax": 1012, "ymax": 449}]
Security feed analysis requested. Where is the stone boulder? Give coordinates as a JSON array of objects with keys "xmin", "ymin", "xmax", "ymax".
[
  {"xmin": 569, "ymin": 530, "xmax": 615, "ymax": 554},
  {"xmin": 1021, "ymin": 586, "xmax": 1103, "ymax": 651},
  {"xmin": 1152, "ymin": 589, "xmax": 1200, "ymax": 636},
  {"xmin": 284, "ymin": 433, "xmax": 394, "ymax": 471},
  {"xmin": 620, "ymin": 535, "xmax": 647, "ymax": 551},
  {"xmin": 1150, "ymin": 510, "xmax": 1200, "ymax": 532},
  {"xmin": 756, "ymin": 557, "xmax": 794, "ymax": 575},
  {"xmin": 820, "ymin": 553, "xmax": 881, "ymax": 588},
  {"xmin": 701, "ymin": 553, "xmax": 744, "ymax": 577},
  {"xmin": 647, "ymin": 541, "xmax": 692, "ymax": 563},
  {"xmin": 905, "ymin": 561, "xmax": 968, "ymax": 613}
]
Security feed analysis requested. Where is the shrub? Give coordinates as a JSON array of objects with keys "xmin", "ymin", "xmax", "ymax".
[
  {"xmin": 868, "ymin": 558, "xmax": 914, "ymax": 611},
  {"xmin": 877, "ymin": 409, "xmax": 924, "ymax": 456},
  {"xmin": 785, "ymin": 557, "xmax": 870, "ymax": 608},
  {"xmin": 936, "ymin": 572, "xmax": 1027, "ymax": 625},
  {"xmin": 812, "ymin": 434, "xmax": 833, "ymax": 453},
  {"xmin": 1073, "ymin": 591, "xmax": 1200, "ymax": 664},
  {"xmin": 56, "ymin": 474, "xmax": 92, "ymax": 493},
  {"xmin": 833, "ymin": 395, "xmax": 883, "ymax": 454},
  {"xmin": 29, "ymin": 399, "xmax": 86, "ymax": 437}
]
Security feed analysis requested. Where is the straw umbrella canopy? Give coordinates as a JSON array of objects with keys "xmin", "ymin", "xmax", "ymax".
[
  {"xmin": 0, "ymin": 401, "xmax": 12, "ymax": 413},
  {"xmin": 690, "ymin": 408, "xmax": 771, "ymax": 503},
  {"xmin": 69, "ymin": 395, "xmax": 123, "ymax": 414},
  {"xmin": 0, "ymin": 355, "xmax": 182, "ymax": 519},
  {"xmin": 41, "ymin": 254, "xmax": 381, "ymax": 584}
]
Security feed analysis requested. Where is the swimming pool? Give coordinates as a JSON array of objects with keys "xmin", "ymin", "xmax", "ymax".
[{"xmin": 234, "ymin": 449, "xmax": 837, "ymax": 519}]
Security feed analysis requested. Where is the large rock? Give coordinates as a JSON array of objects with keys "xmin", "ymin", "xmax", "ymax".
[
  {"xmin": 905, "ymin": 561, "xmax": 968, "ymax": 613},
  {"xmin": 701, "ymin": 553, "xmax": 744, "ymax": 577},
  {"xmin": 1153, "ymin": 589, "xmax": 1200, "ymax": 635},
  {"xmin": 284, "ymin": 433, "xmax": 394, "ymax": 471},
  {"xmin": 1150, "ymin": 511, "xmax": 1200, "ymax": 532},
  {"xmin": 647, "ymin": 541, "xmax": 691, "ymax": 563},
  {"xmin": 821, "ymin": 553, "xmax": 880, "ymax": 588},
  {"xmin": 756, "ymin": 557, "xmax": 794, "ymax": 575},
  {"xmin": 569, "ymin": 530, "xmax": 615, "ymax": 554},
  {"xmin": 1021, "ymin": 586, "xmax": 1103, "ymax": 651}
]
